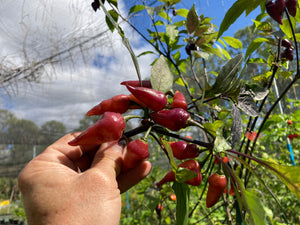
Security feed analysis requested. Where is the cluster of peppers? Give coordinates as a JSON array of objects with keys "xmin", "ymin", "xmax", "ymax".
[
  {"xmin": 265, "ymin": 0, "xmax": 297, "ymax": 25},
  {"xmin": 265, "ymin": 0, "xmax": 297, "ymax": 61},
  {"xmin": 68, "ymin": 80, "xmax": 230, "ymax": 209}
]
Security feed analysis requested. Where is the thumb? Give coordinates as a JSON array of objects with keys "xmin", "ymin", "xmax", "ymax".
[{"xmin": 90, "ymin": 141, "xmax": 124, "ymax": 178}]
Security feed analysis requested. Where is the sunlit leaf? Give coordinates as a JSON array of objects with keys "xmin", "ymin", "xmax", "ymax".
[
  {"xmin": 264, "ymin": 161, "xmax": 300, "ymax": 201},
  {"xmin": 186, "ymin": 4, "xmax": 199, "ymax": 34},
  {"xmin": 223, "ymin": 36, "xmax": 243, "ymax": 49},
  {"xmin": 128, "ymin": 4, "xmax": 145, "ymax": 15},
  {"xmin": 176, "ymin": 8, "xmax": 189, "ymax": 18},
  {"xmin": 151, "ymin": 55, "xmax": 174, "ymax": 93},
  {"xmin": 172, "ymin": 182, "xmax": 189, "ymax": 225},
  {"xmin": 245, "ymin": 38, "xmax": 270, "ymax": 59},
  {"xmin": 161, "ymin": 139, "xmax": 178, "ymax": 172}
]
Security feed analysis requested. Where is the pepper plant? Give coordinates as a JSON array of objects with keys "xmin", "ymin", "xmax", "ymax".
[{"xmin": 75, "ymin": 0, "xmax": 300, "ymax": 224}]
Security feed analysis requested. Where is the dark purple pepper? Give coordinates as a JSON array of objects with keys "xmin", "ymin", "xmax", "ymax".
[
  {"xmin": 266, "ymin": 0, "xmax": 283, "ymax": 24},
  {"xmin": 185, "ymin": 43, "xmax": 198, "ymax": 55},
  {"xmin": 281, "ymin": 39, "xmax": 294, "ymax": 49},
  {"xmin": 281, "ymin": 47, "xmax": 294, "ymax": 61},
  {"xmin": 126, "ymin": 85, "xmax": 167, "ymax": 111},
  {"xmin": 151, "ymin": 108, "xmax": 190, "ymax": 131},
  {"xmin": 275, "ymin": 0, "xmax": 286, "ymax": 13},
  {"xmin": 286, "ymin": 0, "xmax": 297, "ymax": 17}
]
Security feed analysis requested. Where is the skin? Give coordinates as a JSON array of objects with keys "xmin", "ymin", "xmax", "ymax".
[{"xmin": 18, "ymin": 133, "xmax": 152, "ymax": 225}]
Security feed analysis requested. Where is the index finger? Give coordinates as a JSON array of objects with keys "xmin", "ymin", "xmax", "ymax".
[{"xmin": 44, "ymin": 132, "xmax": 100, "ymax": 162}]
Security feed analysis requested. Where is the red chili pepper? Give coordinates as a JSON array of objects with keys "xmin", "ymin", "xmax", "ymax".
[
  {"xmin": 122, "ymin": 139, "xmax": 149, "ymax": 172},
  {"xmin": 287, "ymin": 120, "xmax": 293, "ymax": 125},
  {"xmin": 170, "ymin": 194, "xmax": 177, "ymax": 201},
  {"xmin": 224, "ymin": 184, "xmax": 236, "ymax": 196},
  {"xmin": 170, "ymin": 141, "xmax": 199, "ymax": 160},
  {"xmin": 126, "ymin": 85, "xmax": 167, "ymax": 111},
  {"xmin": 206, "ymin": 173, "xmax": 227, "ymax": 208},
  {"xmin": 68, "ymin": 112, "xmax": 125, "ymax": 146},
  {"xmin": 151, "ymin": 108, "xmax": 190, "ymax": 131},
  {"xmin": 171, "ymin": 91, "xmax": 188, "ymax": 110},
  {"xmin": 128, "ymin": 94, "xmax": 147, "ymax": 109},
  {"xmin": 214, "ymin": 156, "xmax": 229, "ymax": 164},
  {"xmin": 121, "ymin": 80, "xmax": 152, "ymax": 88},
  {"xmin": 157, "ymin": 159, "xmax": 202, "ymax": 187},
  {"xmin": 86, "ymin": 94, "xmax": 131, "ymax": 116},
  {"xmin": 266, "ymin": 0, "xmax": 283, "ymax": 24},
  {"xmin": 275, "ymin": 0, "xmax": 286, "ymax": 13},
  {"xmin": 286, "ymin": 0, "xmax": 297, "ymax": 17}
]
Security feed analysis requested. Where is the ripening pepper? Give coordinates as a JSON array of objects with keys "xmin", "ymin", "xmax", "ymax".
[
  {"xmin": 286, "ymin": 0, "xmax": 297, "ymax": 17},
  {"xmin": 151, "ymin": 108, "xmax": 190, "ymax": 131},
  {"xmin": 275, "ymin": 0, "xmax": 286, "ymax": 13},
  {"xmin": 206, "ymin": 173, "xmax": 227, "ymax": 208},
  {"xmin": 171, "ymin": 91, "xmax": 188, "ymax": 110},
  {"xmin": 126, "ymin": 85, "xmax": 167, "ymax": 111},
  {"xmin": 266, "ymin": 0, "xmax": 283, "ymax": 24},
  {"xmin": 281, "ymin": 39, "xmax": 294, "ymax": 49},
  {"xmin": 68, "ymin": 112, "xmax": 125, "ymax": 146},
  {"xmin": 157, "ymin": 159, "xmax": 202, "ymax": 187},
  {"xmin": 170, "ymin": 141, "xmax": 199, "ymax": 160},
  {"xmin": 120, "ymin": 80, "xmax": 152, "ymax": 88},
  {"xmin": 214, "ymin": 156, "xmax": 229, "ymax": 164},
  {"xmin": 281, "ymin": 47, "xmax": 294, "ymax": 61},
  {"xmin": 86, "ymin": 94, "xmax": 131, "ymax": 116},
  {"xmin": 122, "ymin": 139, "xmax": 149, "ymax": 172}
]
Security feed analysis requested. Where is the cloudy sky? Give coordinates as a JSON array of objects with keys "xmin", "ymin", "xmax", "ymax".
[{"xmin": 0, "ymin": 0, "xmax": 256, "ymax": 131}]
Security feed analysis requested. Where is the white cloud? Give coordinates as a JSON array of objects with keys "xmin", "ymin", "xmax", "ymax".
[{"xmin": 0, "ymin": 0, "xmax": 155, "ymax": 131}]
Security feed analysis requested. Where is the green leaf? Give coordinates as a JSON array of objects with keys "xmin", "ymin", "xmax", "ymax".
[
  {"xmin": 186, "ymin": 4, "xmax": 199, "ymax": 34},
  {"xmin": 199, "ymin": 44, "xmax": 224, "ymax": 59},
  {"xmin": 175, "ymin": 167, "xmax": 197, "ymax": 183},
  {"xmin": 128, "ymin": 5, "xmax": 145, "ymax": 15},
  {"xmin": 166, "ymin": 24, "xmax": 179, "ymax": 42},
  {"xmin": 214, "ymin": 132, "xmax": 231, "ymax": 153},
  {"xmin": 223, "ymin": 36, "xmax": 243, "ymax": 49},
  {"xmin": 264, "ymin": 161, "xmax": 300, "ymax": 201},
  {"xmin": 161, "ymin": 139, "xmax": 178, "ymax": 172},
  {"xmin": 203, "ymin": 120, "xmax": 224, "ymax": 136},
  {"xmin": 176, "ymin": 8, "xmax": 189, "ymax": 18},
  {"xmin": 107, "ymin": 0, "xmax": 117, "ymax": 7},
  {"xmin": 244, "ymin": 190, "xmax": 267, "ymax": 225},
  {"xmin": 151, "ymin": 55, "xmax": 174, "ymax": 93},
  {"xmin": 252, "ymin": 20, "xmax": 272, "ymax": 32},
  {"xmin": 218, "ymin": 0, "xmax": 248, "ymax": 39},
  {"xmin": 172, "ymin": 182, "xmax": 190, "ymax": 225},
  {"xmin": 105, "ymin": 9, "xmax": 119, "ymax": 32},
  {"xmin": 245, "ymin": 38, "xmax": 270, "ymax": 59},
  {"xmin": 212, "ymin": 53, "xmax": 243, "ymax": 94},
  {"xmin": 280, "ymin": 17, "xmax": 296, "ymax": 39},
  {"xmin": 237, "ymin": 89, "xmax": 259, "ymax": 117}
]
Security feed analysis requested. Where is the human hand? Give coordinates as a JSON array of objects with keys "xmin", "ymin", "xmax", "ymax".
[{"xmin": 18, "ymin": 133, "xmax": 152, "ymax": 225}]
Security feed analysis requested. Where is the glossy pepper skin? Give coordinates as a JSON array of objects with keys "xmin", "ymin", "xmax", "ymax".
[
  {"xmin": 266, "ymin": 0, "xmax": 283, "ymax": 24},
  {"xmin": 281, "ymin": 39, "xmax": 294, "ymax": 49},
  {"xmin": 157, "ymin": 159, "xmax": 202, "ymax": 187},
  {"xmin": 68, "ymin": 112, "xmax": 125, "ymax": 146},
  {"xmin": 286, "ymin": 0, "xmax": 297, "ymax": 17},
  {"xmin": 170, "ymin": 141, "xmax": 199, "ymax": 160},
  {"xmin": 151, "ymin": 108, "xmax": 190, "ymax": 131},
  {"xmin": 171, "ymin": 91, "xmax": 188, "ymax": 110},
  {"xmin": 206, "ymin": 173, "xmax": 227, "ymax": 208},
  {"xmin": 121, "ymin": 80, "xmax": 152, "ymax": 88},
  {"xmin": 126, "ymin": 85, "xmax": 167, "ymax": 111},
  {"xmin": 122, "ymin": 139, "xmax": 149, "ymax": 172},
  {"xmin": 86, "ymin": 94, "xmax": 131, "ymax": 116},
  {"xmin": 281, "ymin": 47, "xmax": 294, "ymax": 61}
]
